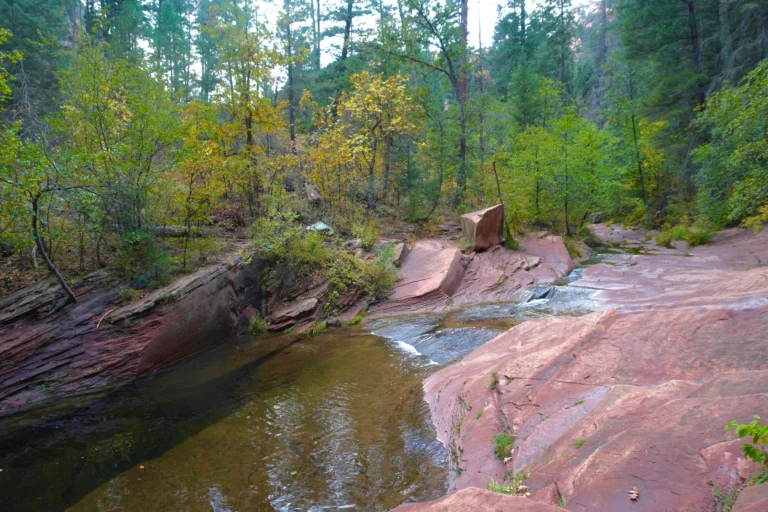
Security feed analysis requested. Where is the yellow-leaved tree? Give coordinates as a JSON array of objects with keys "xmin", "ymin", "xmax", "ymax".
[{"xmin": 312, "ymin": 72, "xmax": 417, "ymax": 208}]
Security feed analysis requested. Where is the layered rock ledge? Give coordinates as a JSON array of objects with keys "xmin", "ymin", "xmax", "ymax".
[
  {"xmin": 370, "ymin": 233, "xmax": 573, "ymax": 318},
  {"xmin": 0, "ymin": 252, "xmax": 263, "ymax": 416},
  {"xmin": 396, "ymin": 227, "xmax": 768, "ymax": 512}
]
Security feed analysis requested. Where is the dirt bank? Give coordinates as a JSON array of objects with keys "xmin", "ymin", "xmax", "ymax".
[{"xmin": 395, "ymin": 226, "xmax": 768, "ymax": 512}]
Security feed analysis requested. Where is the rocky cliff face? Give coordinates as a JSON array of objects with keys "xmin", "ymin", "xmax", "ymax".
[
  {"xmin": 0, "ymin": 252, "xmax": 264, "ymax": 416},
  {"xmin": 396, "ymin": 226, "xmax": 768, "ymax": 512}
]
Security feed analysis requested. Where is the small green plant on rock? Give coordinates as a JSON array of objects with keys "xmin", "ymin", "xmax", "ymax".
[
  {"xmin": 726, "ymin": 415, "xmax": 768, "ymax": 469},
  {"xmin": 563, "ymin": 236, "xmax": 581, "ymax": 258},
  {"xmin": 486, "ymin": 471, "xmax": 530, "ymax": 496},
  {"xmin": 574, "ymin": 438, "xmax": 585, "ymax": 448},
  {"xmin": 351, "ymin": 219, "xmax": 379, "ymax": 251},
  {"xmin": 493, "ymin": 432, "xmax": 516, "ymax": 459},
  {"xmin": 248, "ymin": 316, "xmax": 268, "ymax": 334},
  {"xmin": 710, "ymin": 482, "xmax": 740, "ymax": 512},
  {"xmin": 343, "ymin": 312, "xmax": 367, "ymax": 326},
  {"xmin": 488, "ymin": 372, "xmax": 499, "ymax": 390}
]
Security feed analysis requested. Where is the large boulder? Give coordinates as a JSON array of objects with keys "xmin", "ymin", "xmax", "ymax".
[{"xmin": 461, "ymin": 205, "xmax": 505, "ymax": 251}]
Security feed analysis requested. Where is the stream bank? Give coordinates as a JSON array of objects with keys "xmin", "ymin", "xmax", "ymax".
[
  {"xmin": 0, "ymin": 255, "xmax": 587, "ymax": 512},
  {"xmin": 0, "ymin": 214, "xmax": 586, "ymax": 511}
]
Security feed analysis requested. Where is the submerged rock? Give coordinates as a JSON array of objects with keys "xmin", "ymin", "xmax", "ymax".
[{"xmin": 460, "ymin": 205, "xmax": 504, "ymax": 251}]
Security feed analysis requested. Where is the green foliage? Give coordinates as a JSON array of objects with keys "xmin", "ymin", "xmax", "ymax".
[
  {"xmin": 486, "ymin": 471, "xmax": 529, "ymax": 496},
  {"xmin": 749, "ymin": 469, "xmax": 768, "ymax": 486},
  {"xmin": 725, "ymin": 416, "xmax": 768, "ymax": 469},
  {"xmin": 475, "ymin": 411, "xmax": 483, "ymax": 420},
  {"xmin": 655, "ymin": 224, "xmax": 711, "ymax": 248},
  {"xmin": 343, "ymin": 312, "xmax": 367, "ymax": 327},
  {"xmin": 563, "ymin": 237, "xmax": 581, "ymax": 258},
  {"xmin": 493, "ymin": 433, "xmax": 516, "ymax": 459},
  {"xmin": 695, "ymin": 61, "xmax": 768, "ymax": 226},
  {"xmin": 248, "ymin": 316, "xmax": 268, "ymax": 334},
  {"xmin": 351, "ymin": 219, "xmax": 379, "ymax": 251},
  {"xmin": 488, "ymin": 372, "xmax": 499, "ymax": 390},
  {"xmin": 654, "ymin": 230, "xmax": 674, "ymax": 249},
  {"xmin": 114, "ymin": 230, "xmax": 171, "ymax": 285},
  {"xmin": 574, "ymin": 439, "xmax": 585, "ymax": 448},
  {"xmin": 304, "ymin": 321, "xmax": 328, "ymax": 337}
]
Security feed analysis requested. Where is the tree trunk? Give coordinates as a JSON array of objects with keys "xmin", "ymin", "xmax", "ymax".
[
  {"xmin": 286, "ymin": 19, "xmax": 296, "ymax": 152},
  {"xmin": 686, "ymin": 0, "xmax": 706, "ymax": 106},
  {"xmin": 563, "ymin": 134, "xmax": 571, "ymax": 237},
  {"xmin": 383, "ymin": 134, "xmax": 392, "ymax": 202},
  {"xmin": 367, "ymin": 137, "xmax": 378, "ymax": 209},
  {"xmin": 492, "ymin": 162, "xmax": 512, "ymax": 241},
  {"xmin": 310, "ymin": 0, "xmax": 321, "ymax": 71},
  {"xmin": 459, "ymin": 0, "xmax": 468, "ymax": 105},
  {"xmin": 341, "ymin": 0, "xmax": 353, "ymax": 61},
  {"xmin": 32, "ymin": 196, "xmax": 77, "ymax": 304}
]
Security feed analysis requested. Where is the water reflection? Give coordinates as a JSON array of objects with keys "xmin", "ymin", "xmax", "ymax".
[{"xmin": 0, "ymin": 264, "xmax": 598, "ymax": 512}]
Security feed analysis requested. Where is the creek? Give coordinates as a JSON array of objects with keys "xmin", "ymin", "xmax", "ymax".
[{"xmin": 0, "ymin": 263, "xmax": 600, "ymax": 512}]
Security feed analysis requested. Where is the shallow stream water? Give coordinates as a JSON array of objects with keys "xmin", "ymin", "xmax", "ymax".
[{"xmin": 0, "ymin": 265, "xmax": 599, "ymax": 512}]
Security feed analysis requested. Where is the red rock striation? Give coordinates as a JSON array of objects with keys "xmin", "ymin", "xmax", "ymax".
[
  {"xmin": 370, "ymin": 233, "xmax": 573, "ymax": 318},
  {"xmin": 0, "ymin": 252, "xmax": 263, "ymax": 416},
  {"xmin": 401, "ymin": 226, "xmax": 768, "ymax": 511}
]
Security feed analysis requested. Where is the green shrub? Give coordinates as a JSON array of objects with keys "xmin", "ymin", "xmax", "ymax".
[
  {"xmin": 726, "ymin": 415, "xmax": 768, "ymax": 469},
  {"xmin": 366, "ymin": 246, "xmax": 398, "ymax": 297},
  {"xmin": 248, "ymin": 315, "xmax": 268, "ymax": 334},
  {"xmin": 486, "ymin": 471, "xmax": 529, "ymax": 496},
  {"xmin": 684, "ymin": 229, "xmax": 711, "ymax": 247},
  {"xmin": 655, "ymin": 224, "xmax": 712, "ymax": 248},
  {"xmin": 574, "ymin": 439, "xmax": 585, "ymax": 448},
  {"xmin": 249, "ymin": 208, "xmax": 302, "ymax": 258},
  {"xmin": 493, "ymin": 433, "xmax": 516, "ymax": 459},
  {"xmin": 503, "ymin": 235, "xmax": 519, "ymax": 250},
  {"xmin": 352, "ymin": 218, "xmax": 379, "ymax": 251},
  {"xmin": 488, "ymin": 372, "xmax": 499, "ymax": 390},
  {"xmin": 654, "ymin": 230, "xmax": 674, "ymax": 248},
  {"xmin": 115, "ymin": 230, "xmax": 172, "ymax": 287},
  {"xmin": 563, "ymin": 236, "xmax": 581, "ymax": 258},
  {"xmin": 343, "ymin": 312, "xmax": 367, "ymax": 326},
  {"xmin": 306, "ymin": 321, "xmax": 328, "ymax": 337}
]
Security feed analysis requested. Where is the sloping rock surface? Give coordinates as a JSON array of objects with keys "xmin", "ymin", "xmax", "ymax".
[
  {"xmin": 460, "ymin": 204, "xmax": 504, "ymax": 251},
  {"xmin": 371, "ymin": 234, "xmax": 573, "ymax": 318},
  {"xmin": 0, "ymin": 252, "xmax": 262, "ymax": 416},
  {"xmin": 415, "ymin": 227, "xmax": 768, "ymax": 511}
]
